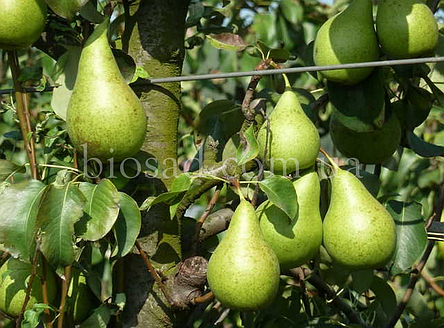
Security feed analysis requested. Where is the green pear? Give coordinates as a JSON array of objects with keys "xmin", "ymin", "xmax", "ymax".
[
  {"xmin": 0, "ymin": 257, "xmax": 57, "ymax": 317},
  {"xmin": 376, "ymin": 0, "xmax": 438, "ymax": 59},
  {"xmin": 323, "ymin": 166, "xmax": 397, "ymax": 271},
  {"xmin": 0, "ymin": 0, "xmax": 46, "ymax": 50},
  {"xmin": 207, "ymin": 200, "xmax": 280, "ymax": 311},
  {"xmin": 313, "ymin": 0, "xmax": 379, "ymax": 85},
  {"xmin": 66, "ymin": 18, "xmax": 147, "ymax": 162},
  {"xmin": 258, "ymin": 171, "xmax": 323, "ymax": 271},
  {"xmin": 257, "ymin": 75, "xmax": 320, "ymax": 175},
  {"xmin": 330, "ymin": 111, "xmax": 401, "ymax": 164},
  {"xmin": 68, "ymin": 268, "xmax": 98, "ymax": 323}
]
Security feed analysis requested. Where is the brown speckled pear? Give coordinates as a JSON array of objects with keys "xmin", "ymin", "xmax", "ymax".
[
  {"xmin": 323, "ymin": 166, "xmax": 397, "ymax": 271},
  {"xmin": 258, "ymin": 171, "xmax": 323, "ymax": 271},
  {"xmin": 207, "ymin": 200, "xmax": 280, "ymax": 311},
  {"xmin": 0, "ymin": 0, "xmax": 47, "ymax": 50},
  {"xmin": 66, "ymin": 18, "xmax": 147, "ymax": 162},
  {"xmin": 257, "ymin": 75, "xmax": 320, "ymax": 175},
  {"xmin": 313, "ymin": 0, "xmax": 379, "ymax": 85},
  {"xmin": 376, "ymin": 0, "xmax": 438, "ymax": 59}
]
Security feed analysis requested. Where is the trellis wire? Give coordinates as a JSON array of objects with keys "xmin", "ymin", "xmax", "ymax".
[{"xmin": 1, "ymin": 56, "xmax": 444, "ymax": 95}]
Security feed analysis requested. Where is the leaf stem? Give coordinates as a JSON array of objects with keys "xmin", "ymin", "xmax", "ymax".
[
  {"xmin": 6, "ymin": 50, "xmax": 39, "ymax": 180},
  {"xmin": 319, "ymin": 147, "xmax": 339, "ymax": 171}
]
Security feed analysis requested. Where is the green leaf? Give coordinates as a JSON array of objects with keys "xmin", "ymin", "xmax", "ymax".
[
  {"xmin": 79, "ymin": 304, "xmax": 113, "ymax": 328},
  {"xmin": 279, "ymin": 0, "xmax": 303, "ymax": 25},
  {"xmin": 76, "ymin": 179, "xmax": 120, "ymax": 241},
  {"xmin": 79, "ymin": 1, "xmax": 104, "ymax": 23},
  {"xmin": 351, "ymin": 269, "xmax": 374, "ymax": 294},
  {"xmin": 37, "ymin": 182, "xmax": 86, "ymax": 268},
  {"xmin": 44, "ymin": 0, "xmax": 89, "ymax": 20},
  {"xmin": 407, "ymin": 131, "xmax": 444, "ymax": 157},
  {"xmin": 206, "ymin": 33, "xmax": 247, "ymax": 51},
  {"xmin": 113, "ymin": 193, "xmax": 141, "ymax": 258},
  {"xmin": 0, "ymin": 159, "xmax": 24, "ymax": 182},
  {"xmin": 0, "ymin": 180, "xmax": 46, "ymax": 261},
  {"xmin": 186, "ymin": 0, "xmax": 205, "ymax": 27},
  {"xmin": 236, "ymin": 125, "xmax": 259, "ymax": 166},
  {"xmin": 386, "ymin": 201, "xmax": 427, "ymax": 275},
  {"xmin": 258, "ymin": 175, "xmax": 298, "ymax": 221},
  {"xmin": 327, "ymin": 69, "xmax": 386, "ymax": 132}
]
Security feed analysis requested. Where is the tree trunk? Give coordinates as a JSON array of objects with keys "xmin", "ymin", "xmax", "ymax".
[{"xmin": 120, "ymin": 1, "xmax": 190, "ymax": 327}]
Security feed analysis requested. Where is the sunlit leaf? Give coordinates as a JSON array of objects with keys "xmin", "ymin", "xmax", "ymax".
[
  {"xmin": 258, "ymin": 175, "xmax": 298, "ymax": 221},
  {"xmin": 236, "ymin": 124, "xmax": 259, "ymax": 166},
  {"xmin": 37, "ymin": 182, "xmax": 86, "ymax": 268},
  {"xmin": 0, "ymin": 160, "xmax": 24, "ymax": 182},
  {"xmin": 0, "ymin": 180, "xmax": 46, "ymax": 261},
  {"xmin": 45, "ymin": 0, "xmax": 89, "ymax": 20},
  {"xmin": 387, "ymin": 200, "xmax": 427, "ymax": 275},
  {"xmin": 76, "ymin": 179, "xmax": 120, "ymax": 241},
  {"xmin": 79, "ymin": 304, "xmax": 113, "ymax": 328},
  {"xmin": 206, "ymin": 33, "xmax": 247, "ymax": 51}
]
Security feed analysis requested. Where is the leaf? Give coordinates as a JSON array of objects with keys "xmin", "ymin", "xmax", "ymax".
[
  {"xmin": 258, "ymin": 175, "xmax": 298, "ymax": 221},
  {"xmin": 327, "ymin": 69, "xmax": 386, "ymax": 132},
  {"xmin": 76, "ymin": 179, "xmax": 120, "ymax": 241},
  {"xmin": 206, "ymin": 33, "xmax": 247, "ymax": 51},
  {"xmin": 386, "ymin": 201, "xmax": 427, "ymax": 275},
  {"xmin": 186, "ymin": 0, "xmax": 205, "ymax": 27},
  {"xmin": 113, "ymin": 193, "xmax": 141, "ymax": 258},
  {"xmin": 370, "ymin": 276, "xmax": 397, "ymax": 319},
  {"xmin": 50, "ymin": 46, "xmax": 82, "ymax": 120},
  {"xmin": 279, "ymin": 0, "xmax": 303, "ymax": 25},
  {"xmin": 37, "ymin": 182, "xmax": 86, "ymax": 268},
  {"xmin": 236, "ymin": 125, "xmax": 259, "ymax": 166},
  {"xmin": 407, "ymin": 131, "xmax": 444, "ymax": 157},
  {"xmin": 79, "ymin": 1, "xmax": 104, "ymax": 23},
  {"xmin": 351, "ymin": 270, "xmax": 374, "ymax": 294},
  {"xmin": 45, "ymin": 0, "xmax": 89, "ymax": 20},
  {"xmin": 0, "ymin": 159, "xmax": 24, "ymax": 182},
  {"xmin": 113, "ymin": 49, "xmax": 136, "ymax": 84},
  {"xmin": 79, "ymin": 304, "xmax": 113, "ymax": 328},
  {"xmin": 0, "ymin": 180, "xmax": 46, "ymax": 261}
]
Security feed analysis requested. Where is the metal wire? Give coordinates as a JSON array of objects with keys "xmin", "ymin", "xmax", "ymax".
[{"xmin": 1, "ymin": 56, "xmax": 444, "ymax": 95}]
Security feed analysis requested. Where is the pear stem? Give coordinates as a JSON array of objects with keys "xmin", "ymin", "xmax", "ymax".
[
  {"xmin": 191, "ymin": 291, "xmax": 214, "ymax": 304},
  {"xmin": 319, "ymin": 147, "xmax": 339, "ymax": 171},
  {"xmin": 57, "ymin": 265, "xmax": 72, "ymax": 328},
  {"xmin": 282, "ymin": 73, "xmax": 291, "ymax": 89},
  {"xmin": 192, "ymin": 184, "xmax": 223, "ymax": 255},
  {"xmin": 6, "ymin": 50, "xmax": 39, "ymax": 180}
]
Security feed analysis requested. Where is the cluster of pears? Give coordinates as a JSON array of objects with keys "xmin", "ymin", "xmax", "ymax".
[
  {"xmin": 314, "ymin": 0, "xmax": 438, "ymax": 85},
  {"xmin": 257, "ymin": 74, "xmax": 320, "ymax": 175},
  {"xmin": 0, "ymin": 0, "xmax": 47, "ymax": 50},
  {"xmin": 66, "ymin": 18, "xmax": 147, "ymax": 162}
]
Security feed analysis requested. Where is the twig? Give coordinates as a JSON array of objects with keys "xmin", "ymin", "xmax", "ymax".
[
  {"xmin": 384, "ymin": 186, "xmax": 444, "ymax": 328},
  {"xmin": 241, "ymin": 59, "xmax": 273, "ymax": 123},
  {"xmin": 57, "ymin": 266, "xmax": 72, "ymax": 328},
  {"xmin": 40, "ymin": 256, "xmax": 53, "ymax": 328},
  {"xmin": 192, "ymin": 185, "xmax": 223, "ymax": 255},
  {"xmin": 135, "ymin": 241, "xmax": 174, "ymax": 306},
  {"xmin": 293, "ymin": 268, "xmax": 371, "ymax": 328},
  {"xmin": 292, "ymin": 267, "xmax": 312, "ymax": 317},
  {"xmin": 6, "ymin": 50, "xmax": 39, "ymax": 180},
  {"xmin": 16, "ymin": 241, "xmax": 41, "ymax": 328},
  {"xmin": 191, "ymin": 291, "xmax": 214, "ymax": 305},
  {"xmin": 421, "ymin": 270, "xmax": 444, "ymax": 297}
]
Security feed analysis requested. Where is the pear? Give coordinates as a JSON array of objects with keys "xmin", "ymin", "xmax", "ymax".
[
  {"xmin": 330, "ymin": 111, "xmax": 401, "ymax": 164},
  {"xmin": 322, "ymin": 162, "xmax": 397, "ymax": 271},
  {"xmin": 313, "ymin": 0, "xmax": 379, "ymax": 85},
  {"xmin": 258, "ymin": 171, "xmax": 323, "ymax": 271},
  {"xmin": 257, "ymin": 75, "xmax": 320, "ymax": 175},
  {"xmin": 66, "ymin": 18, "xmax": 147, "ymax": 162},
  {"xmin": 376, "ymin": 0, "xmax": 438, "ymax": 59},
  {"xmin": 0, "ymin": 0, "xmax": 47, "ymax": 50},
  {"xmin": 207, "ymin": 200, "xmax": 280, "ymax": 311}
]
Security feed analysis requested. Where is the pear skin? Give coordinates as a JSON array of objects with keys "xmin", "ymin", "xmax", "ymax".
[
  {"xmin": 257, "ymin": 76, "xmax": 320, "ymax": 175},
  {"xmin": 0, "ymin": 0, "xmax": 46, "ymax": 50},
  {"xmin": 258, "ymin": 171, "xmax": 323, "ymax": 271},
  {"xmin": 313, "ymin": 0, "xmax": 379, "ymax": 85},
  {"xmin": 207, "ymin": 200, "xmax": 280, "ymax": 311},
  {"xmin": 330, "ymin": 112, "xmax": 401, "ymax": 164},
  {"xmin": 66, "ymin": 19, "xmax": 147, "ymax": 162},
  {"xmin": 376, "ymin": 0, "xmax": 438, "ymax": 59},
  {"xmin": 323, "ymin": 168, "xmax": 397, "ymax": 271}
]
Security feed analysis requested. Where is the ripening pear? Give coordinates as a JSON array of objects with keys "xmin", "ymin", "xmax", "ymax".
[
  {"xmin": 330, "ymin": 112, "xmax": 401, "ymax": 164},
  {"xmin": 257, "ymin": 75, "xmax": 320, "ymax": 175},
  {"xmin": 0, "ymin": 0, "xmax": 47, "ymax": 50},
  {"xmin": 207, "ymin": 200, "xmax": 280, "ymax": 311},
  {"xmin": 376, "ymin": 0, "xmax": 438, "ymax": 59},
  {"xmin": 66, "ymin": 18, "xmax": 147, "ymax": 162},
  {"xmin": 313, "ymin": 0, "xmax": 379, "ymax": 85},
  {"xmin": 323, "ymin": 165, "xmax": 397, "ymax": 271},
  {"xmin": 258, "ymin": 171, "xmax": 323, "ymax": 271}
]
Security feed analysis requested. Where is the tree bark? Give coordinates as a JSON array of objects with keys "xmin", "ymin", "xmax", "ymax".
[{"xmin": 120, "ymin": 1, "xmax": 190, "ymax": 327}]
